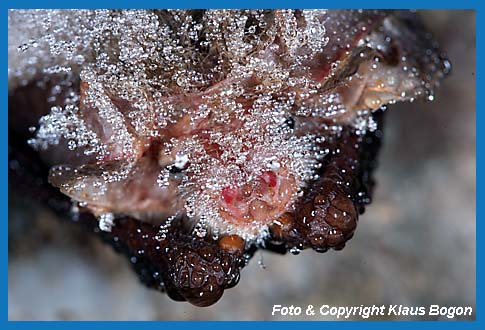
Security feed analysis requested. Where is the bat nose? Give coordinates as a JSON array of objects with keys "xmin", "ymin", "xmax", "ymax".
[{"xmin": 218, "ymin": 167, "xmax": 297, "ymax": 231}]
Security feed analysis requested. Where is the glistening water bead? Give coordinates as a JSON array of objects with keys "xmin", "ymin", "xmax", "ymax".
[{"xmin": 8, "ymin": 9, "xmax": 450, "ymax": 306}]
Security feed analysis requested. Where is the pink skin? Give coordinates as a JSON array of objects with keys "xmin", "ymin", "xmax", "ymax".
[{"xmin": 219, "ymin": 168, "xmax": 297, "ymax": 226}]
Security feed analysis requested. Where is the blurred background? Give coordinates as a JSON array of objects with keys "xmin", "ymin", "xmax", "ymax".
[{"xmin": 8, "ymin": 10, "xmax": 476, "ymax": 320}]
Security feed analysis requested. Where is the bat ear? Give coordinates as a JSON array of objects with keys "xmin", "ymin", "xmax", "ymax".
[
  {"xmin": 48, "ymin": 160, "xmax": 132, "ymax": 211},
  {"xmin": 79, "ymin": 81, "xmax": 144, "ymax": 161}
]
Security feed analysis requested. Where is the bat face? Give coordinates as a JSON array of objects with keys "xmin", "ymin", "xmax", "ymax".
[{"xmin": 8, "ymin": 9, "xmax": 450, "ymax": 306}]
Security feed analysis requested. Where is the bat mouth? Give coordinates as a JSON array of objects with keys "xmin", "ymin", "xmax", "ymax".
[{"xmin": 219, "ymin": 168, "xmax": 295, "ymax": 225}]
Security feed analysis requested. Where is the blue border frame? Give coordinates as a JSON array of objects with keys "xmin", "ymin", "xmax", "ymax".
[{"xmin": 3, "ymin": 1, "xmax": 480, "ymax": 328}]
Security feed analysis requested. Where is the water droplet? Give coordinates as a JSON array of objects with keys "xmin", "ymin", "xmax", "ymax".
[
  {"xmin": 98, "ymin": 213, "xmax": 115, "ymax": 232},
  {"xmin": 17, "ymin": 43, "xmax": 29, "ymax": 52}
]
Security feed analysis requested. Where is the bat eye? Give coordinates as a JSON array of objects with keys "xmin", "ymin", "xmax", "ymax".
[
  {"xmin": 169, "ymin": 154, "xmax": 189, "ymax": 174},
  {"xmin": 168, "ymin": 165, "xmax": 183, "ymax": 174},
  {"xmin": 284, "ymin": 116, "xmax": 295, "ymax": 130}
]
